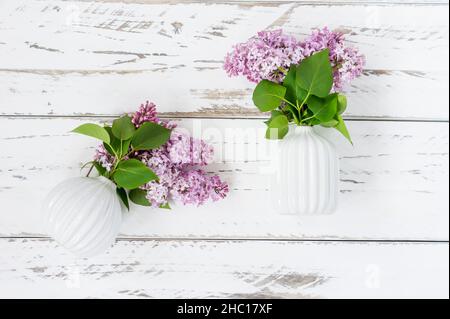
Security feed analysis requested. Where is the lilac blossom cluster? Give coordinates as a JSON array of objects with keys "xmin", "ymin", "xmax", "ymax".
[
  {"xmin": 131, "ymin": 100, "xmax": 176, "ymax": 129},
  {"xmin": 300, "ymin": 27, "xmax": 365, "ymax": 91},
  {"xmin": 94, "ymin": 102, "xmax": 228, "ymax": 208},
  {"xmin": 223, "ymin": 27, "xmax": 365, "ymax": 91},
  {"xmin": 224, "ymin": 29, "xmax": 303, "ymax": 83}
]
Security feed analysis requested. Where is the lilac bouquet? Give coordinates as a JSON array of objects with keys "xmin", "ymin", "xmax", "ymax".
[
  {"xmin": 224, "ymin": 28, "xmax": 365, "ymax": 142},
  {"xmin": 74, "ymin": 102, "xmax": 228, "ymax": 210}
]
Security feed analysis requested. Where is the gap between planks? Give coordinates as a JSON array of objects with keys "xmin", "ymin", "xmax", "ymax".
[
  {"xmin": 0, "ymin": 236, "xmax": 448, "ymax": 244},
  {"xmin": 0, "ymin": 114, "xmax": 448, "ymax": 123},
  {"xmin": 58, "ymin": 0, "xmax": 450, "ymax": 6}
]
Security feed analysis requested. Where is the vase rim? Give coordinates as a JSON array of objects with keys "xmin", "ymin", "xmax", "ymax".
[{"xmin": 289, "ymin": 124, "xmax": 314, "ymax": 130}]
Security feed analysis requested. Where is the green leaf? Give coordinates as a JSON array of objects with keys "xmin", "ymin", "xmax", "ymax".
[
  {"xmin": 285, "ymin": 105, "xmax": 300, "ymax": 124},
  {"xmin": 104, "ymin": 126, "xmax": 131, "ymax": 157},
  {"xmin": 93, "ymin": 161, "xmax": 107, "ymax": 176},
  {"xmin": 112, "ymin": 116, "xmax": 135, "ymax": 140},
  {"xmin": 129, "ymin": 188, "xmax": 151, "ymax": 207},
  {"xmin": 160, "ymin": 202, "xmax": 171, "ymax": 210},
  {"xmin": 283, "ymin": 65, "xmax": 297, "ymax": 102},
  {"xmin": 337, "ymin": 94, "xmax": 347, "ymax": 114},
  {"xmin": 307, "ymin": 94, "xmax": 338, "ymax": 122},
  {"xmin": 265, "ymin": 114, "xmax": 289, "ymax": 140},
  {"xmin": 283, "ymin": 65, "xmax": 308, "ymax": 104},
  {"xmin": 116, "ymin": 187, "xmax": 129, "ymax": 210},
  {"xmin": 320, "ymin": 119, "xmax": 339, "ymax": 128},
  {"xmin": 72, "ymin": 123, "xmax": 110, "ymax": 144},
  {"xmin": 284, "ymin": 109, "xmax": 296, "ymax": 124},
  {"xmin": 265, "ymin": 110, "xmax": 283, "ymax": 127},
  {"xmin": 296, "ymin": 49, "xmax": 333, "ymax": 98},
  {"xmin": 103, "ymin": 142, "xmax": 115, "ymax": 157},
  {"xmin": 131, "ymin": 122, "xmax": 171, "ymax": 151},
  {"xmin": 335, "ymin": 115, "xmax": 352, "ymax": 144},
  {"xmin": 120, "ymin": 139, "xmax": 131, "ymax": 156},
  {"xmin": 103, "ymin": 127, "xmax": 119, "ymax": 156},
  {"xmin": 310, "ymin": 118, "xmax": 322, "ymax": 126},
  {"xmin": 113, "ymin": 159, "xmax": 158, "ymax": 189},
  {"xmin": 281, "ymin": 68, "xmax": 303, "ymax": 124},
  {"xmin": 252, "ymin": 80, "xmax": 287, "ymax": 112},
  {"xmin": 270, "ymin": 110, "xmax": 284, "ymax": 119}
]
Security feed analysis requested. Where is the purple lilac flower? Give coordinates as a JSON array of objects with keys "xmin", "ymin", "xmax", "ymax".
[
  {"xmin": 131, "ymin": 100, "xmax": 177, "ymax": 129},
  {"xmin": 142, "ymin": 181, "xmax": 169, "ymax": 208},
  {"xmin": 168, "ymin": 132, "xmax": 214, "ymax": 166},
  {"xmin": 300, "ymin": 27, "xmax": 365, "ymax": 91},
  {"xmin": 224, "ymin": 28, "xmax": 365, "ymax": 91},
  {"xmin": 224, "ymin": 29, "xmax": 303, "ymax": 83},
  {"xmin": 209, "ymin": 175, "xmax": 229, "ymax": 202},
  {"xmin": 138, "ymin": 129, "xmax": 222, "ymax": 207},
  {"xmin": 95, "ymin": 101, "xmax": 228, "ymax": 208},
  {"xmin": 138, "ymin": 149, "xmax": 175, "ymax": 208},
  {"xmin": 131, "ymin": 101, "xmax": 159, "ymax": 128},
  {"xmin": 171, "ymin": 170, "xmax": 215, "ymax": 206},
  {"xmin": 94, "ymin": 144, "xmax": 115, "ymax": 172}
]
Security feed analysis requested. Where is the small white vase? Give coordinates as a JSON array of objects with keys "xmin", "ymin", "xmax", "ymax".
[
  {"xmin": 42, "ymin": 176, "xmax": 123, "ymax": 257},
  {"xmin": 271, "ymin": 126, "xmax": 339, "ymax": 215}
]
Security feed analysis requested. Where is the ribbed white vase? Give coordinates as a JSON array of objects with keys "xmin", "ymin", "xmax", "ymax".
[
  {"xmin": 271, "ymin": 126, "xmax": 339, "ymax": 215},
  {"xmin": 42, "ymin": 176, "xmax": 123, "ymax": 257}
]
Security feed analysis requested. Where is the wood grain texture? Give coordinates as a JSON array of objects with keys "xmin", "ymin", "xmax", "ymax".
[
  {"xmin": 0, "ymin": 117, "xmax": 448, "ymax": 240},
  {"xmin": 0, "ymin": 0, "xmax": 448, "ymax": 119},
  {"xmin": 0, "ymin": 0, "xmax": 448, "ymax": 299},
  {"xmin": 52, "ymin": 1, "xmax": 450, "ymax": 4},
  {"xmin": 1, "ymin": 69, "xmax": 448, "ymax": 120},
  {"xmin": 0, "ymin": 238, "xmax": 448, "ymax": 298},
  {"xmin": 1, "ymin": 0, "xmax": 447, "ymax": 71}
]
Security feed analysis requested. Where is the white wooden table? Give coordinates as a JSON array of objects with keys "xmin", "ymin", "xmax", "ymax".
[{"xmin": 0, "ymin": 0, "xmax": 448, "ymax": 299}]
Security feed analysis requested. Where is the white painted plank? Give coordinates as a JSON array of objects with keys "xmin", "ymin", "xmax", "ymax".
[
  {"xmin": 0, "ymin": 1, "xmax": 448, "ymax": 120},
  {"xmin": 0, "ymin": 1, "xmax": 447, "ymax": 70},
  {"xmin": 1, "ymin": 69, "xmax": 448, "ymax": 120},
  {"xmin": 0, "ymin": 239, "xmax": 447, "ymax": 298},
  {"xmin": 0, "ymin": 117, "xmax": 448, "ymax": 240},
  {"xmin": 65, "ymin": 1, "xmax": 450, "ymax": 4}
]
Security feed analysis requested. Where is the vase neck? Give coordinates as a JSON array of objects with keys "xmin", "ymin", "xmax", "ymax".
[{"xmin": 291, "ymin": 125, "xmax": 314, "ymax": 135}]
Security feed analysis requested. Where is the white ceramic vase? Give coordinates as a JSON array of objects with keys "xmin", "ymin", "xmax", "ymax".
[
  {"xmin": 42, "ymin": 176, "xmax": 123, "ymax": 257},
  {"xmin": 271, "ymin": 126, "xmax": 339, "ymax": 215}
]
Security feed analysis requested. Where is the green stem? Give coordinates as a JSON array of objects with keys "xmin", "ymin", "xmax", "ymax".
[
  {"xmin": 86, "ymin": 163, "xmax": 94, "ymax": 177},
  {"xmin": 103, "ymin": 143, "xmax": 120, "ymax": 178},
  {"xmin": 332, "ymin": 62, "xmax": 342, "ymax": 72},
  {"xmin": 291, "ymin": 112, "xmax": 300, "ymax": 125},
  {"xmin": 300, "ymin": 103, "xmax": 329, "ymax": 125},
  {"xmin": 281, "ymin": 97, "xmax": 302, "ymax": 125},
  {"xmin": 300, "ymin": 114, "xmax": 316, "ymax": 124},
  {"xmin": 277, "ymin": 66, "xmax": 288, "ymax": 74},
  {"xmin": 279, "ymin": 97, "xmax": 297, "ymax": 109},
  {"xmin": 108, "ymin": 160, "xmax": 120, "ymax": 178},
  {"xmin": 298, "ymin": 91, "xmax": 311, "ymax": 111},
  {"xmin": 297, "ymin": 91, "xmax": 313, "ymax": 125},
  {"xmin": 296, "ymin": 100, "xmax": 302, "ymax": 118},
  {"xmin": 109, "ymin": 145, "xmax": 136, "ymax": 177},
  {"xmin": 124, "ymin": 147, "xmax": 136, "ymax": 159},
  {"xmin": 106, "ymin": 142, "xmax": 119, "ymax": 159}
]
